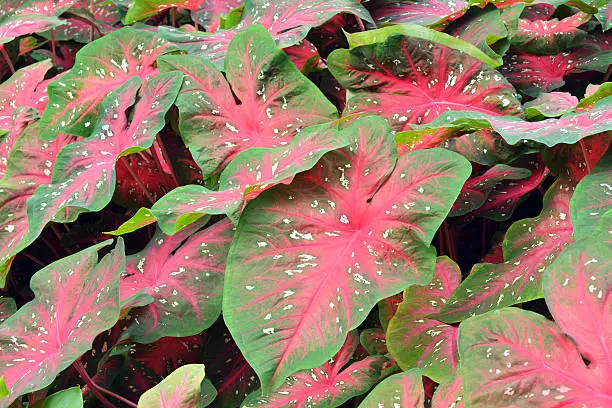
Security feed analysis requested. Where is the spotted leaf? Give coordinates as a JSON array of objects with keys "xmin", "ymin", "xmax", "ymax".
[
  {"xmin": 357, "ymin": 369, "xmax": 424, "ymax": 408},
  {"xmin": 143, "ymin": 124, "xmax": 349, "ymax": 234},
  {"xmin": 405, "ymin": 97, "xmax": 612, "ymax": 146},
  {"xmin": 570, "ymin": 149, "xmax": 612, "ymax": 240},
  {"xmin": 39, "ymin": 26, "xmax": 175, "ymax": 140},
  {"xmin": 26, "ymin": 73, "xmax": 181, "ymax": 259},
  {"xmin": 137, "ymin": 364, "xmax": 210, "ymax": 408},
  {"xmin": 431, "ymin": 372, "xmax": 464, "ymax": 408},
  {"xmin": 223, "ymin": 116, "xmax": 471, "ymax": 391},
  {"xmin": 125, "ymin": 0, "xmax": 208, "ymax": 23},
  {"xmin": 433, "ymin": 180, "xmax": 574, "ymax": 323},
  {"xmin": 243, "ymin": 332, "xmax": 386, "ymax": 408},
  {"xmin": 194, "ymin": 0, "xmax": 243, "ymax": 32},
  {"xmin": 364, "ymin": 0, "xmax": 468, "ymax": 27},
  {"xmin": 0, "ymin": 298, "xmax": 16, "ymax": 324},
  {"xmin": 524, "ymin": 92, "xmax": 578, "ymax": 119},
  {"xmin": 158, "ymin": 26, "xmax": 338, "ymax": 177},
  {"xmin": 159, "ymin": 0, "xmax": 372, "ymax": 69},
  {"xmin": 120, "ymin": 218, "xmax": 233, "ymax": 343},
  {"xmin": 0, "ymin": 121, "xmax": 74, "ymax": 268},
  {"xmin": 449, "ymin": 164, "xmax": 532, "ymax": 217},
  {"xmin": 441, "ymin": 130, "xmax": 527, "ymax": 166},
  {"xmin": 0, "ymin": 239, "xmax": 125, "ymax": 408},
  {"xmin": 327, "ymin": 33, "xmax": 522, "ymax": 132},
  {"xmin": 387, "ymin": 257, "xmax": 460, "ymax": 383},
  {"xmin": 512, "ymin": 12, "xmax": 590, "ymax": 54},
  {"xmin": 0, "ymin": 14, "xmax": 64, "ymax": 45}
]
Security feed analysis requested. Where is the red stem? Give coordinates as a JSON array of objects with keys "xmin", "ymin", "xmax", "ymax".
[
  {"xmin": 171, "ymin": 8, "xmax": 176, "ymax": 27},
  {"xmin": 72, "ymin": 360, "xmax": 116, "ymax": 408},
  {"xmin": 50, "ymin": 29, "xmax": 57, "ymax": 67},
  {"xmin": 21, "ymin": 251, "xmax": 45, "ymax": 267},
  {"xmin": 0, "ymin": 46, "xmax": 15, "ymax": 74},
  {"xmin": 355, "ymin": 16, "xmax": 365, "ymax": 32},
  {"xmin": 119, "ymin": 159, "xmax": 156, "ymax": 205},
  {"xmin": 153, "ymin": 135, "xmax": 180, "ymax": 187},
  {"xmin": 578, "ymin": 139, "xmax": 593, "ymax": 174},
  {"xmin": 193, "ymin": 10, "xmax": 199, "ymax": 30}
]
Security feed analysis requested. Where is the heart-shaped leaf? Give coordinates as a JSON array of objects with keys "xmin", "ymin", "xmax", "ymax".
[
  {"xmin": 387, "ymin": 256, "xmax": 460, "ymax": 382},
  {"xmin": 158, "ymin": 26, "xmax": 338, "ymax": 177},
  {"xmin": 120, "ymin": 218, "xmax": 234, "ymax": 343},
  {"xmin": 0, "ymin": 239, "xmax": 125, "ymax": 408},
  {"xmin": 328, "ymin": 32, "xmax": 522, "ymax": 132},
  {"xmin": 434, "ymin": 179, "xmax": 574, "ymax": 323},
  {"xmin": 223, "ymin": 116, "xmax": 471, "ymax": 391},
  {"xmin": 39, "ymin": 26, "xmax": 175, "ymax": 139}
]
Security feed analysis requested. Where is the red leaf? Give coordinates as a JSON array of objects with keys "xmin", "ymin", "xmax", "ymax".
[
  {"xmin": 0, "ymin": 240, "xmax": 125, "ymax": 407},
  {"xmin": 365, "ymin": 0, "xmax": 468, "ymax": 27}
]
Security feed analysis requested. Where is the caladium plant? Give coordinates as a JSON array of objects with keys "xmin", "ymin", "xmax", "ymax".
[{"xmin": 0, "ymin": 2, "xmax": 610, "ymax": 407}]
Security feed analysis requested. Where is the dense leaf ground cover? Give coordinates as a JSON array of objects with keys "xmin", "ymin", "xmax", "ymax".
[{"xmin": 0, "ymin": 0, "xmax": 610, "ymax": 407}]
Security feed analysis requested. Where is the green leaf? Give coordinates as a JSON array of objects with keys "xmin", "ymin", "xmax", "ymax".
[
  {"xmin": 345, "ymin": 24, "xmax": 502, "ymax": 68},
  {"xmin": 39, "ymin": 387, "xmax": 83, "ymax": 408},
  {"xmin": 0, "ymin": 377, "xmax": 7, "ymax": 399},
  {"xmin": 357, "ymin": 369, "xmax": 424, "ymax": 408},
  {"xmin": 137, "ymin": 364, "xmax": 209, "ymax": 408},
  {"xmin": 105, "ymin": 207, "xmax": 157, "ymax": 235}
]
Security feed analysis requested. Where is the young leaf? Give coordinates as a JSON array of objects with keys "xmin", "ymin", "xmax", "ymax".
[
  {"xmin": 158, "ymin": 26, "xmax": 338, "ymax": 177},
  {"xmin": 570, "ymin": 149, "xmax": 612, "ymax": 241},
  {"xmin": 26, "ymin": 73, "xmax": 181, "ymax": 254},
  {"xmin": 120, "ymin": 218, "xmax": 234, "ymax": 343},
  {"xmin": 364, "ymin": 0, "xmax": 468, "ymax": 27},
  {"xmin": 144, "ymin": 124, "xmax": 349, "ymax": 234},
  {"xmin": 327, "ymin": 33, "xmax": 522, "ymax": 132},
  {"xmin": 137, "ymin": 364, "xmax": 209, "ymax": 408},
  {"xmin": 223, "ymin": 116, "xmax": 471, "ymax": 391},
  {"xmin": 158, "ymin": 0, "xmax": 373, "ymax": 68},
  {"xmin": 434, "ymin": 180, "xmax": 574, "ymax": 323},
  {"xmin": 39, "ymin": 27, "xmax": 175, "ymax": 139},
  {"xmin": 357, "ymin": 369, "xmax": 424, "ymax": 408},
  {"xmin": 0, "ymin": 239, "xmax": 125, "ymax": 408},
  {"xmin": 387, "ymin": 257, "xmax": 460, "ymax": 382},
  {"xmin": 243, "ymin": 333, "xmax": 386, "ymax": 408}
]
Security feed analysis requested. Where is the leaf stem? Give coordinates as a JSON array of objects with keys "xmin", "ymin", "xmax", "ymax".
[
  {"xmin": 119, "ymin": 158, "xmax": 156, "ymax": 205},
  {"xmin": 171, "ymin": 8, "xmax": 176, "ymax": 27},
  {"xmin": 153, "ymin": 135, "xmax": 180, "ymax": 187},
  {"xmin": 21, "ymin": 251, "xmax": 45, "ymax": 267},
  {"xmin": 72, "ymin": 360, "xmax": 116, "ymax": 408},
  {"xmin": 355, "ymin": 16, "xmax": 365, "ymax": 32},
  {"xmin": 50, "ymin": 29, "xmax": 57, "ymax": 67},
  {"xmin": 578, "ymin": 139, "xmax": 592, "ymax": 174},
  {"xmin": 193, "ymin": 10, "xmax": 198, "ymax": 30},
  {"xmin": 0, "ymin": 46, "xmax": 15, "ymax": 74}
]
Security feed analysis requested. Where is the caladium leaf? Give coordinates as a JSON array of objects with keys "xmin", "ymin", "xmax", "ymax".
[
  {"xmin": 136, "ymin": 364, "xmax": 209, "ymax": 408},
  {"xmin": 458, "ymin": 305, "xmax": 612, "ymax": 407},
  {"xmin": 433, "ymin": 180, "xmax": 574, "ymax": 323},
  {"xmin": 26, "ymin": 73, "xmax": 181, "ymax": 255},
  {"xmin": 378, "ymin": 293, "xmax": 402, "ymax": 331},
  {"xmin": 143, "ymin": 124, "xmax": 349, "ymax": 234},
  {"xmin": 120, "ymin": 218, "xmax": 234, "ymax": 343},
  {"xmin": 358, "ymin": 369, "xmax": 424, "ymax": 408},
  {"xmin": 159, "ymin": 0, "xmax": 373, "ymax": 69},
  {"xmin": 0, "ymin": 239, "xmax": 125, "ymax": 408},
  {"xmin": 0, "ymin": 298, "xmax": 16, "ymax": 323},
  {"xmin": 0, "ymin": 14, "xmax": 64, "ymax": 45},
  {"xmin": 0, "ymin": 122, "xmax": 74, "ymax": 267},
  {"xmin": 449, "ymin": 164, "xmax": 532, "ymax": 217},
  {"xmin": 38, "ymin": 387, "xmax": 83, "ymax": 408},
  {"xmin": 327, "ymin": 32, "xmax": 522, "ymax": 132},
  {"xmin": 441, "ymin": 130, "xmax": 526, "ymax": 166},
  {"xmin": 360, "ymin": 328, "xmax": 387, "ymax": 356},
  {"xmin": 39, "ymin": 26, "xmax": 175, "ymax": 140},
  {"xmin": 364, "ymin": 0, "xmax": 468, "ymax": 27},
  {"xmin": 158, "ymin": 26, "xmax": 338, "ymax": 177},
  {"xmin": 194, "ymin": 0, "xmax": 243, "ymax": 32},
  {"xmin": 0, "ymin": 59, "xmax": 51, "ymax": 130},
  {"xmin": 284, "ymin": 40, "xmax": 323, "ymax": 72},
  {"xmin": 570, "ymin": 149, "xmax": 612, "ymax": 240},
  {"xmin": 431, "ymin": 373, "xmax": 463, "ymax": 408},
  {"xmin": 387, "ymin": 256, "xmax": 460, "ymax": 383},
  {"xmin": 43, "ymin": 0, "xmax": 120, "ymax": 44},
  {"xmin": 126, "ymin": 0, "xmax": 207, "ymax": 23},
  {"xmin": 524, "ymin": 92, "xmax": 578, "ymax": 119},
  {"xmin": 499, "ymin": 49, "xmax": 609, "ymax": 97},
  {"xmin": 458, "ymin": 156, "xmax": 548, "ymax": 222},
  {"xmin": 406, "ymin": 97, "xmax": 612, "ymax": 146},
  {"xmin": 512, "ymin": 12, "xmax": 590, "ymax": 54},
  {"xmin": 543, "ymin": 132, "xmax": 611, "ymax": 183},
  {"xmin": 223, "ymin": 116, "xmax": 471, "ymax": 391},
  {"xmin": 243, "ymin": 333, "xmax": 386, "ymax": 408}
]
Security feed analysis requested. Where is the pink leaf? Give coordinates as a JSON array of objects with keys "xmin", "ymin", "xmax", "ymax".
[
  {"xmin": 513, "ymin": 12, "xmax": 590, "ymax": 54},
  {"xmin": 244, "ymin": 333, "xmax": 386, "ymax": 407},
  {"xmin": 0, "ymin": 239, "xmax": 125, "ymax": 407},
  {"xmin": 223, "ymin": 116, "xmax": 471, "ymax": 391},
  {"xmin": 328, "ymin": 34, "xmax": 523, "ymax": 132},
  {"xmin": 364, "ymin": 0, "xmax": 468, "ymax": 27},
  {"xmin": 387, "ymin": 257, "xmax": 460, "ymax": 382},
  {"xmin": 432, "ymin": 373, "xmax": 464, "ymax": 408},
  {"xmin": 120, "ymin": 218, "xmax": 234, "ymax": 343},
  {"xmin": 136, "ymin": 364, "xmax": 209, "ymax": 408},
  {"xmin": 358, "ymin": 369, "xmax": 425, "ymax": 408}
]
